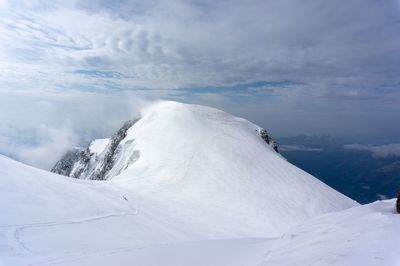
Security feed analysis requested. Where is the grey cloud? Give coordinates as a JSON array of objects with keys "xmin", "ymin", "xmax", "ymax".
[
  {"xmin": 279, "ymin": 145, "xmax": 323, "ymax": 152},
  {"xmin": 0, "ymin": 0, "xmax": 400, "ymax": 164},
  {"xmin": 344, "ymin": 144, "xmax": 400, "ymax": 158},
  {"xmin": 1, "ymin": 0, "xmax": 399, "ymax": 91},
  {"xmin": 376, "ymin": 194, "xmax": 388, "ymax": 200},
  {"xmin": 0, "ymin": 125, "xmax": 77, "ymax": 170}
]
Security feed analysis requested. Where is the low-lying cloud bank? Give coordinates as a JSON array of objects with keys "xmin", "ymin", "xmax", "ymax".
[
  {"xmin": 0, "ymin": 92, "xmax": 153, "ymax": 169},
  {"xmin": 0, "ymin": 125, "xmax": 77, "ymax": 170},
  {"xmin": 344, "ymin": 143, "xmax": 400, "ymax": 158},
  {"xmin": 279, "ymin": 145, "xmax": 323, "ymax": 152}
]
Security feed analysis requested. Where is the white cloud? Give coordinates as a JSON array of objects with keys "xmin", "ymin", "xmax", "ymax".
[
  {"xmin": 0, "ymin": 90, "xmax": 153, "ymax": 169},
  {"xmin": 376, "ymin": 194, "xmax": 388, "ymax": 200},
  {"xmin": 0, "ymin": 125, "xmax": 76, "ymax": 170},
  {"xmin": 0, "ymin": 0, "xmax": 400, "ymax": 167},
  {"xmin": 344, "ymin": 144, "xmax": 400, "ymax": 158},
  {"xmin": 0, "ymin": 0, "xmax": 7, "ymax": 9},
  {"xmin": 0, "ymin": 0, "xmax": 399, "ymax": 91}
]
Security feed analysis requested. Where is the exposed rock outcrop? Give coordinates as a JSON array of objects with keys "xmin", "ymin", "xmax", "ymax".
[{"xmin": 52, "ymin": 119, "xmax": 138, "ymax": 180}]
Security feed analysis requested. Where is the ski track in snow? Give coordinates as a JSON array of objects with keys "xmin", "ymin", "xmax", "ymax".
[{"xmin": 4, "ymin": 211, "xmax": 139, "ymax": 254}]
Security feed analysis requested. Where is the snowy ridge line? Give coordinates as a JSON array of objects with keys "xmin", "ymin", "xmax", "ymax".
[{"xmin": 0, "ymin": 211, "xmax": 139, "ymax": 229}]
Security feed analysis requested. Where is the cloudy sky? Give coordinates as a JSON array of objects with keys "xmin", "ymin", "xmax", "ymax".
[{"xmin": 0, "ymin": 0, "xmax": 399, "ymax": 168}]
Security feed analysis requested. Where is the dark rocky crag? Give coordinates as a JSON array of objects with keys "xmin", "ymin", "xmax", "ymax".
[
  {"xmin": 52, "ymin": 119, "xmax": 138, "ymax": 180},
  {"xmin": 91, "ymin": 119, "xmax": 137, "ymax": 180},
  {"xmin": 258, "ymin": 128, "xmax": 279, "ymax": 152},
  {"xmin": 51, "ymin": 149, "xmax": 88, "ymax": 177}
]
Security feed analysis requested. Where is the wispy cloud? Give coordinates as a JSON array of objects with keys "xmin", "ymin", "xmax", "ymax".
[
  {"xmin": 0, "ymin": 125, "xmax": 76, "ymax": 170},
  {"xmin": 0, "ymin": 0, "xmax": 400, "ymax": 167},
  {"xmin": 280, "ymin": 145, "xmax": 323, "ymax": 152},
  {"xmin": 1, "ymin": 0, "xmax": 399, "ymax": 93},
  {"xmin": 344, "ymin": 144, "xmax": 400, "ymax": 158}
]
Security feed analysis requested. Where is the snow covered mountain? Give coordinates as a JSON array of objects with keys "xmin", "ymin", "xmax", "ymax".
[
  {"xmin": 49, "ymin": 101, "xmax": 356, "ymax": 234},
  {"xmin": 1, "ymin": 101, "xmax": 375, "ymax": 266},
  {"xmin": 52, "ymin": 107, "xmax": 278, "ymax": 181}
]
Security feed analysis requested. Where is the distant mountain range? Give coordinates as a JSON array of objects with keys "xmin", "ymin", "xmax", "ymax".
[{"xmin": 278, "ymin": 134, "xmax": 400, "ymax": 203}]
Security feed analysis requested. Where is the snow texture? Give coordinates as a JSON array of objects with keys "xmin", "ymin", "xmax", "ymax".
[
  {"xmin": 260, "ymin": 199, "xmax": 400, "ymax": 266},
  {"xmin": 1, "ymin": 101, "xmax": 385, "ymax": 266}
]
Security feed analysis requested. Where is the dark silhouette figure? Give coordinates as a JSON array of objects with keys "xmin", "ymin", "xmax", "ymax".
[{"xmin": 397, "ymin": 192, "xmax": 400, "ymax": 214}]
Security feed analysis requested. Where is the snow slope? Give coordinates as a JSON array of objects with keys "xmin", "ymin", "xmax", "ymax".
[
  {"xmin": 1, "ymin": 155, "xmax": 397, "ymax": 265},
  {"xmin": 111, "ymin": 101, "xmax": 357, "ymax": 234},
  {"xmin": 260, "ymin": 199, "xmax": 400, "ymax": 266},
  {"xmin": 1, "ymin": 155, "xmax": 252, "ymax": 265},
  {"xmin": 0, "ymin": 101, "xmax": 361, "ymax": 265}
]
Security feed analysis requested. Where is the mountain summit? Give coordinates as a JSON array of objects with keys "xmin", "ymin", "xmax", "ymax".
[
  {"xmin": 51, "ymin": 101, "xmax": 356, "ymax": 235},
  {"xmin": 52, "ymin": 102, "xmax": 279, "ymax": 180}
]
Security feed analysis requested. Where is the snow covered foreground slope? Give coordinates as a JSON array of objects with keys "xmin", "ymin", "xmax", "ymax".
[
  {"xmin": 259, "ymin": 199, "xmax": 400, "ymax": 266},
  {"xmin": 1, "ymin": 156, "xmax": 398, "ymax": 266}
]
